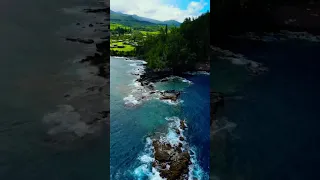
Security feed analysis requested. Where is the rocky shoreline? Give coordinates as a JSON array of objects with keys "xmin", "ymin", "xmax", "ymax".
[
  {"xmin": 151, "ymin": 119, "xmax": 193, "ymax": 180},
  {"xmin": 132, "ymin": 61, "xmax": 209, "ymax": 103},
  {"xmin": 118, "ymin": 58, "xmax": 205, "ymax": 178}
]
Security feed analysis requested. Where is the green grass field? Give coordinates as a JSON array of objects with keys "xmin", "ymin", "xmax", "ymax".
[
  {"xmin": 111, "ymin": 23, "xmax": 160, "ymax": 34},
  {"xmin": 140, "ymin": 31, "xmax": 160, "ymax": 35},
  {"xmin": 110, "ymin": 22, "xmax": 162, "ymax": 52},
  {"xmin": 110, "ymin": 42, "xmax": 135, "ymax": 52},
  {"xmin": 110, "ymin": 23, "xmax": 129, "ymax": 30}
]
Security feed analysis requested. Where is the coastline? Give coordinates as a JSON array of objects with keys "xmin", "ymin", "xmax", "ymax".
[{"xmin": 111, "ymin": 56, "xmax": 209, "ymax": 179}]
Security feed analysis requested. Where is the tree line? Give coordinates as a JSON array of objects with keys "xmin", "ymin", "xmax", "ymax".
[
  {"xmin": 111, "ymin": 27, "xmax": 132, "ymax": 36},
  {"xmin": 136, "ymin": 12, "xmax": 210, "ymax": 73}
]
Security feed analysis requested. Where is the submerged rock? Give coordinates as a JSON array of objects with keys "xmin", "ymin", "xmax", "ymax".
[
  {"xmin": 160, "ymin": 90, "xmax": 181, "ymax": 101},
  {"xmin": 180, "ymin": 120, "xmax": 187, "ymax": 130},
  {"xmin": 150, "ymin": 117, "xmax": 192, "ymax": 180},
  {"xmin": 137, "ymin": 69, "xmax": 174, "ymax": 84}
]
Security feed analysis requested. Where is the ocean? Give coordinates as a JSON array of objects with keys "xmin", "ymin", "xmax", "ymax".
[
  {"xmin": 212, "ymin": 32, "xmax": 320, "ymax": 180},
  {"xmin": 110, "ymin": 56, "xmax": 210, "ymax": 179},
  {"xmin": 0, "ymin": 0, "xmax": 109, "ymax": 179}
]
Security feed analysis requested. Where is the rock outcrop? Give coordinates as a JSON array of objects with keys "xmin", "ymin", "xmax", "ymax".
[
  {"xmin": 160, "ymin": 90, "xmax": 181, "ymax": 102},
  {"xmin": 152, "ymin": 120, "xmax": 191, "ymax": 180}
]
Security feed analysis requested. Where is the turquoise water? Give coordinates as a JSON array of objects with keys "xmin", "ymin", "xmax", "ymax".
[{"xmin": 110, "ymin": 57, "xmax": 210, "ymax": 179}]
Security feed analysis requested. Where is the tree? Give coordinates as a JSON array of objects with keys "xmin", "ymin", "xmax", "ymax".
[
  {"xmin": 132, "ymin": 31, "xmax": 143, "ymax": 42},
  {"xmin": 136, "ymin": 13, "xmax": 210, "ymax": 72}
]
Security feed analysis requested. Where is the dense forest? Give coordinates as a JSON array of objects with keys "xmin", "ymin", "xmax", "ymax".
[{"xmin": 136, "ymin": 12, "xmax": 210, "ymax": 72}]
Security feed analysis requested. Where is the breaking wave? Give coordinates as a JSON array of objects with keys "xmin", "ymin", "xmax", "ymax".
[{"xmin": 132, "ymin": 117, "xmax": 207, "ymax": 180}]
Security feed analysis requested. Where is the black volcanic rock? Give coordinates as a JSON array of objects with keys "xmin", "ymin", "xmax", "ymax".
[
  {"xmin": 159, "ymin": 90, "xmax": 181, "ymax": 102},
  {"xmin": 152, "ymin": 140, "xmax": 191, "ymax": 180}
]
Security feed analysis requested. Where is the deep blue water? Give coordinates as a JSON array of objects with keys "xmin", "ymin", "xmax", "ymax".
[
  {"xmin": 110, "ymin": 57, "xmax": 210, "ymax": 179},
  {"xmin": 181, "ymin": 75, "xmax": 211, "ymax": 173},
  {"xmin": 214, "ymin": 39, "xmax": 320, "ymax": 179}
]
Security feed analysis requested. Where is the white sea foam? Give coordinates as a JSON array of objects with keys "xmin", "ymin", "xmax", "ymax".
[
  {"xmin": 112, "ymin": 56, "xmax": 125, "ymax": 59},
  {"xmin": 139, "ymin": 155, "xmax": 154, "ymax": 163},
  {"xmin": 133, "ymin": 117, "xmax": 206, "ymax": 179},
  {"xmin": 123, "ymin": 95, "xmax": 141, "ymax": 106},
  {"xmin": 185, "ymin": 71, "xmax": 210, "ymax": 75},
  {"xmin": 133, "ymin": 137, "xmax": 167, "ymax": 179},
  {"xmin": 129, "ymin": 68, "xmax": 145, "ymax": 76},
  {"xmin": 160, "ymin": 76, "xmax": 193, "ymax": 85},
  {"xmin": 160, "ymin": 99, "xmax": 184, "ymax": 106},
  {"xmin": 231, "ymin": 31, "xmax": 320, "ymax": 42},
  {"xmin": 211, "ymin": 46, "xmax": 268, "ymax": 74},
  {"xmin": 125, "ymin": 60, "xmax": 190, "ymax": 107},
  {"xmin": 122, "ymin": 59, "xmax": 152, "ymax": 107},
  {"xmin": 162, "ymin": 117, "xmax": 186, "ymax": 145},
  {"xmin": 124, "ymin": 59, "xmax": 136, "ymax": 62},
  {"xmin": 150, "ymin": 168, "xmax": 166, "ymax": 180},
  {"xmin": 133, "ymin": 164, "xmax": 151, "ymax": 178},
  {"xmin": 188, "ymin": 147, "xmax": 208, "ymax": 180}
]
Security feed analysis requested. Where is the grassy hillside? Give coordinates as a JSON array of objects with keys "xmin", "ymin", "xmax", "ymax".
[
  {"xmin": 110, "ymin": 23, "xmax": 129, "ymax": 30},
  {"xmin": 110, "ymin": 10, "xmax": 191, "ymax": 57}
]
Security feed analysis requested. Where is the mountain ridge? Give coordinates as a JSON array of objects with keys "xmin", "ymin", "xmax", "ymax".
[{"xmin": 110, "ymin": 9, "xmax": 181, "ymax": 26}]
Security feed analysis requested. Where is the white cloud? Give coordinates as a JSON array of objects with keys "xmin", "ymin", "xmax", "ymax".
[{"xmin": 110, "ymin": 0, "xmax": 208, "ymax": 22}]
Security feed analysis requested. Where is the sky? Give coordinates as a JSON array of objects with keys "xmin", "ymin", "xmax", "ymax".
[{"xmin": 110, "ymin": 0, "xmax": 210, "ymax": 22}]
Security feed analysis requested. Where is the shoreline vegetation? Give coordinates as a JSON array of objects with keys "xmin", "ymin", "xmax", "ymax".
[
  {"xmin": 111, "ymin": 12, "xmax": 210, "ymax": 72},
  {"xmin": 211, "ymin": 0, "xmax": 320, "ymax": 179},
  {"xmin": 111, "ymin": 12, "xmax": 210, "ymax": 99},
  {"xmin": 110, "ymin": 11, "xmax": 210, "ymax": 179}
]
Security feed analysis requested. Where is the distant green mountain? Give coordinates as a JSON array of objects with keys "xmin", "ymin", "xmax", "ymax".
[
  {"xmin": 163, "ymin": 20, "xmax": 181, "ymax": 26},
  {"xmin": 110, "ymin": 10, "xmax": 155, "ymax": 27},
  {"xmin": 131, "ymin": 14, "xmax": 181, "ymax": 26},
  {"xmin": 110, "ymin": 10, "xmax": 181, "ymax": 27}
]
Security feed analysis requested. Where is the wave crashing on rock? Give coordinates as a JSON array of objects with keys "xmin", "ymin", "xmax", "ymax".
[{"xmin": 133, "ymin": 117, "xmax": 206, "ymax": 180}]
